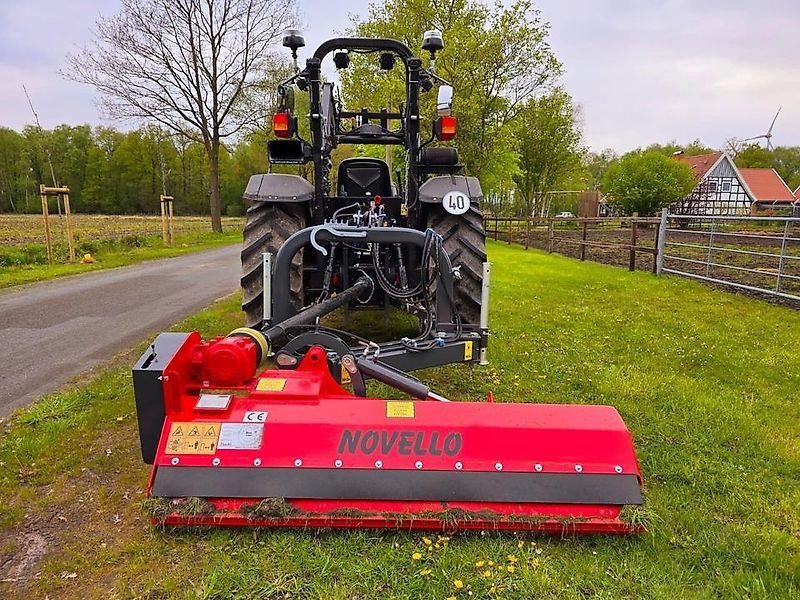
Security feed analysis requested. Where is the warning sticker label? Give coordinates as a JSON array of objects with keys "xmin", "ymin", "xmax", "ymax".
[
  {"xmin": 463, "ymin": 341, "xmax": 473, "ymax": 361},
  {"xmin": 256, "ymin": 377, "xmax": 286, "ymax": 392},
  {"xmin": 386, "ymin": 401, "xmax": 415, "ymax": 418},
  {"xmin": 219, "ymin": 423, "xmax": 264, "ymax": 450},
  {"xmin": 166, "ymin": 421, "xmax": 220, "ymax": 455}
]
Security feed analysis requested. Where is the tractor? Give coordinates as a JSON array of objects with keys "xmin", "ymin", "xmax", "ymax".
[{"xmin": 240, "ymin": 29, "xmax": 488, "ymax": 375}]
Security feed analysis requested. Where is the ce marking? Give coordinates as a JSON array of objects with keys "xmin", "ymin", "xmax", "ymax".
[{"xmin": 243, "ymin": 411, "xmax": 267, "ymax": 423}]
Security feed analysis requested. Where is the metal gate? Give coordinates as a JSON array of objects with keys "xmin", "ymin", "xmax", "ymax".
[{"xmin": 656, "ymin": 210, "xmax": 800, "ymax": 302}]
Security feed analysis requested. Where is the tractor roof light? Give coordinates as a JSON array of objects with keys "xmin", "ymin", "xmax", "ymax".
[
  {"xmin": 282, "ymin": 28, "xmax": 305, "ymax": 72},
  {"xmin": 422, "ymin": 29, "xmax": 444, "ymax": 74},
  {"xmin": 272, "ymin": 112, "xmax": 294, "ymax": 139},
  {"xmin": 282, "ymin": 28, "xmax": 306, "ymax": 52},
  {"xmin": 434, "ymin": 115, "xmax": 457, "ymax": 141},
  {"xmin": 422, "ymin": 29, "xmax": 444, "ymax": 55}
]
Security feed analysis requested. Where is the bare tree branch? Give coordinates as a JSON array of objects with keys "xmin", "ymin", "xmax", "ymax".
[{"xmin": 64, "ymin": 0, "xmax": 296, "ymax": 231}]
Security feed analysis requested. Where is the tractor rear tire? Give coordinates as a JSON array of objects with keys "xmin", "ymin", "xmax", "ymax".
[
  {"xmin": 426, "ymin": 205, "xmax": 486, "ymax": 324},
  {"xmin": 241, "ymin": 202, "xmax": 307, "ymax": 328}
]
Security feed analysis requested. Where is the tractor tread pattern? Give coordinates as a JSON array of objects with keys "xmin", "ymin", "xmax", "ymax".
[
  {"xmin": 427, "ymin": 204, "xmax": 486, "ymax": 324},
  {"xmin": 241, "ymin": 202, "xmax": 306, "ymax": 327}
]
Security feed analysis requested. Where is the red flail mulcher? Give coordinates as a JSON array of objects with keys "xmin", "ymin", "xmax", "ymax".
[{"xmin": 134, "ymin": 327, "xmax": 643, "ymax": 533}]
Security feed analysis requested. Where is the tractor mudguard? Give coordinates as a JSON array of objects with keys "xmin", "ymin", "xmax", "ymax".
[
  {"xmin": 418, "ymin": 175, "xmax": 483, "ymax": 205},
  {"xmin": 243, "ymin": 173, "xmax": 314, "ymax": 204}
]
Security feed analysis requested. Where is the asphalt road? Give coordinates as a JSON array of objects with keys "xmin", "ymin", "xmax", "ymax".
[{"xmin": 0, "ymin": 245, "xmax": 241, "ymax": 418}]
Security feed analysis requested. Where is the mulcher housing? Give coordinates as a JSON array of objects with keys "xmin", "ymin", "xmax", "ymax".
[{"xmin": 135, "ymin": 335, "xmax": 643, "ymax": 533}]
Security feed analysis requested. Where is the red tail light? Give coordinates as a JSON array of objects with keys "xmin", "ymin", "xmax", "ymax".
[
  {"xmin": 273, "ymin": 112, "xmax": 293, "ymax": 138},
  {"xmin": 434, "ymin": 115, "xmax": 457, "ymax": 141}
]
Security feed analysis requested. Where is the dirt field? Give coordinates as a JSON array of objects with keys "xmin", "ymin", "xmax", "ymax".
[
  {"xmin": 0, "ymin": 214, "xmax": 244, "ymax": 245},
  {"xmin": 487, "ymin": 222, "xmax": 658, "ymax": 271}
]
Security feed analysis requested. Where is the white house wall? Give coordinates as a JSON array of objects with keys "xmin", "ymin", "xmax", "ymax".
[{"xmin": 673, "ymin": 156, "xmax": 753, "ymax": 216}]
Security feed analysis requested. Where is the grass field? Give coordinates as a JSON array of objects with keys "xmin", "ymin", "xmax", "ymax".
[
  {"xmin": 0, "ymin": 214, "xmax": 244, "ymax": 289},
  {"xmin": 0, "ymin": 241, "xmax": 798, "ymax": 599}
]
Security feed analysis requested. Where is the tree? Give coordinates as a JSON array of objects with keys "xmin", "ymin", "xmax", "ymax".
[
  {"xmin": 735, "ymin": 144, "xmax": 774, "ymax": 169},
  {"xmin": 0, "ymin": 127, "xmax": 27, "ymax": 212},
  {"xmin": 644, "ymin": 139, "xmax": 715, "ymax": 157},
  {"xmin": 84, "ymin": 127, "xmax": 126, "ymax": 213},
  {"xmin": 50, "ymin": 125, "xmax": 93, "ymax": 208},
  {"xmin": 772, "ymin": 146, "xmax": 800, "ymax": 191},
  {"xmin": 66, "ymin": 0, "xmax": 296, "ymax": 232},
  {"xmin": 512, "ymin": 89, "xmax": 584, "ymax": 217},
  {"xmin": 601, "ymin": 151, "xmax": 697, "ymax": 216},
  {"xmin": 584, "ymin": 148, "xmax": 618, "ymax": 191},
  {"xmin": 340, "ymin": 0, "xmax": 561, "ymax": 197}
]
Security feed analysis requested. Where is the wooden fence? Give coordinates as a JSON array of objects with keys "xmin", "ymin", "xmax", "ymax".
[{"xmin": 483, "ymin": 215, "xmax": 662, "ymax": 273}]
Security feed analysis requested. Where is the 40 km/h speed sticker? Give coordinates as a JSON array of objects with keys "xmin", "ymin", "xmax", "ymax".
[{"xmin": 443, "ymin": 190, "xmax": 470, "ymax": 215}]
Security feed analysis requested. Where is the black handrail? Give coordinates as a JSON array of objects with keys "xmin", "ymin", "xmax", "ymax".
[{"xmin": 313, "ymin": 37, "xmax": 416, "ymax": 61}]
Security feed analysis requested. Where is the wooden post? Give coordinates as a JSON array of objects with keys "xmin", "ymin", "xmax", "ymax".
[
  {"xmin": 525, "ymin": 217, "xmax": 530, "ymax": 250},
  {"xmin": 547, "ymin": 218, "xmax": 554, "ymax": 252},
  {"xmin": 63, "ymin": 190, "xmax": 75, "ymax": 262},
  {"xmin": 629, "ymin": 212, "xmax": 638, "ymax": 272},
  {"xmin": 39, "ymin": 185, "xmax": 74, "ymax": 264},
  {"xmin": 40, "ymin": 184, "xmax": 53, "ymax": 265},
  {"xmin": 167, "ymin": 198, "xmax": 175, "ymax": 244},
  {"xmin": 580, "ymin": 220, "xmax": 588, "ymax": 261},
  {"xmin": 494, "ymin": 217, "xmax": 498, "ymax": 241},
  {"xmin": 160, "ymin": 195, "xmax": 168, "ymax": 244},
  {"xmin": 159, "ymin": 195, "xmax": 175, "ymax": 244}
]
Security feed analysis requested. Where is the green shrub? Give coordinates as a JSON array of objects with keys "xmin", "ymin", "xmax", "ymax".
[
  {"xmin": 76, "ymin": 237, "xmax": 99, "ymax": 254},
  {"xmin": 224, "ymin": 202, "xmax": 245, "ymax": 217},
  {"xmin": 0, "ymin": 244, "xmax": 49, "ymax": 266},
  {"xmin": 122, "ymin": 235, "xmax": 145, "ymax": 248},
  {"xmin": 602, "ymin": 150, "xmax": 697, "ymax": 216},
  {"xmin": 22, "ymin": 244, "xmax": 48, "ymax": 264}
]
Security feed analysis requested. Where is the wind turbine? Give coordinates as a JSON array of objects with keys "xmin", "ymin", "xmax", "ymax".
[{"xmin": 741, "ymin": 107, "xmax": 782, "ymax": 150}]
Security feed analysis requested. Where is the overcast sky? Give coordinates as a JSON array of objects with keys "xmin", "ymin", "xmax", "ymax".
[{"xmin": 0, "ymin": 0, "xmax": 797, "ymax": 153}]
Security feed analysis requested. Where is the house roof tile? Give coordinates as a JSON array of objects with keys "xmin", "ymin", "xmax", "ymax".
[
  {"xmin": 675, "ymin": 152, "xmax": 723, "ymax": 179},
  {"xmin": 738, "ymin": 168, "xmax": 796, "ymax": 203}
]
